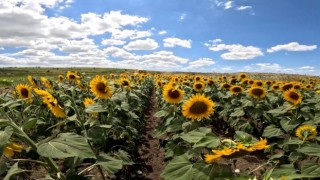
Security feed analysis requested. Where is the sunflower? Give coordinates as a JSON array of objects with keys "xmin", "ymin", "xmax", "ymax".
[
  {"xmin": 3, "ymin": 143, "xmax": 24, "ymax": 158},
  {"xmin": 27, "ymin": 75, "xmax": 37, "ymax": 88},
  {"xmin": 58, "ymin": 75, "xmax": 64, "ymax": 82},
  {"xmin": 317, "ymin": 90, "xmax": 320, "ymax": 94},
  {"xmin": 245, "ymin": 138, "xmax": 270, "ymax": 152},
  {"xmin": 305, "ymin": 84, "xmax": 313, "ymax": 89},
  {"xmin": 84, "ymin": 98, "xmax": 95, "ymax": 106},
  {"xmin": 295, "ymin": 125, "xmax": 317, "ymax": 141},
  {"xmin": 163, "ymin": 86, "xmax": 184, "ymax": 104},
  {"xmin": 265, "ymin": 81, "xmax": 272, "ymax": 86},
  {"xmin": 119, "ymin": 78, "xmax": 131, "ymax": 89},
  {"xmin": 241, "ymin": 79, "xmax": 249, "ymax": 85},
  {"xmin": 272, "ymin": 84, "xmax": 280, "ymax": 91},
  {"xmin": 34, "ymin": 89, "xmax": 66, "ymax": 118},
  {"xmin": 182, "ymin": 94, "xmax": 215, "ymax": 121},
  {"xmin": 40, "ymin": 77, "xmax": 53, "ymax": 89},
  {"xmin": 230, "ymin": 85, "xmax": 244, "ymax": 95},
  {"xmin": 193, "ymin": 81, "xmax": 205, "ymax": 92},
  {"xmin": 230, "ymin": 78, "xmax": 237, "ymax": 84},
  {"xmin": 206, "ymin": 79, "xmax": 215, "ymax": 86},
  {"xmin": 204, "ymin": 154, "xmax": 222, "ymax": 163},
  {"xmin": 248, "ymin": 86, "xmax": 267, "ymax": 99},
  {"xmin": 15, "ymin": 84, "xmax": 32, "ymax": 102},
  {"xmin": 194, "ymin": 76, "xmax": 202, "ymax": 81},
  {"xmin": 293, "ymin": 84, "xmax": 302, "ymax": 90},
  {"xmin": 254, "ymin": 80, "xmax": 264, "ymax": 87},
  {"xmin": 77, "ymin": 80, "xmax": 87, "ymax": 91},
  {"xmin": 281, "ymin": 83, "xmax": 293, "ymax": 91},
  {"xmin": 66, "ymin": 71, "xmax": 79, "ymax": 81},
  {"xmin": 221, "ymin": 83, "xmax": 231, "ymax": 90},
  {"xmin": 248, "ymin": 79, "xmax": 255, "ymax": 85},
  {"xmin": 44, "ymin": 95, "xmax": 66, "ymax": 118},
  {"xmin": 283, "ymin": 89, "xmax": 302, "ymax": 105},
  {"xmin": 238, "ymin": 73, "xmax": 248, "ymax": 80},
  {"xmin": 89, "ymin": 75, "xmax": 112, "ymax": 99}
]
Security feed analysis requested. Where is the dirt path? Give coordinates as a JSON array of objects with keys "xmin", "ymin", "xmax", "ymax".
[{"xmin": 125, "ymin": 87, "xmax": 165, "ymax": 180}]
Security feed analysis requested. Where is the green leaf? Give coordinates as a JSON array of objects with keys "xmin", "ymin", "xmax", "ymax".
[
  {"xmin": 0, "ymin": 126, "xmax": 13, "ymax": 149},
  {"xmin": 301, "ymin": 162, "xmax": 320, "ymax": 177},
  {"xmin": 193, "ymin": 162, "xmax": 232, "ymax": 179},
  {"xmin": 230, "ymin": 107, "xmax": 245, "ymax": 117},
  {"xmin": 240, "ymin": 99, "xmax": 253, "ymax": 107},
  {"xmin": 85, "ymin": 104, "xmax": 108, "ymax": 113},
  {"xmin": 262, "ymin": 125, "xmax": 284, "ymax": 138},
  {"xmin": 4, "ymin": 163, "xmax": 26, "ymax": 180},
  {"xmin": 114, "ymin": 150, "xmax": 134, "ymax": 165},
  {"xmin": 267, "ymin": 106, "xmax": 290, "ymax": 116},
  {"xmin": 234, "ymin": 131, "xmax": 258, "ymax": 143},
  {"xmin": 180, "ymin": 127, "xmax": 211, "ymax": 144},
  {"xmin": 154, "ymin": 110, "xmax": 168, "ymax": 118},
  {"xmin": 37, "ymin": 133, "xmax": 95, "ymax": 159},
  {"xmin": 193, "ymin": 134, "xmax": 220, "ymax": 148},
  {"xmin": 96, "ymin": 154, "xmax": 123, "ymax": 175},
  {"xmin": 22, "ymin": 118, "xmax": 38, "ymax": 131},
  {"xmin": 269, "ymin": 164, "xmax": 297, "ymax": 178},
  {"xmin": 161, "ymin": 155, "xmax": 193, "ymax": 180},
  {"xmin": 280, "ymin": 118, "xmax": 300, "ymax": 133},
  {"xmin": 297, "ymin": 144, "xmax": 320, "ymax": 157}
]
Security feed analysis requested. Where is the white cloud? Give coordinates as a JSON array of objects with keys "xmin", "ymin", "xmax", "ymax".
[
  {"xmin": 208, "ymin": 42, "xmax": 263, "ymax": 60},
  {"xmin": 124, "ymin": 38, "xmax": 159, "ymax": 51},
  {"xmin": 163, "ymin": 38, "xmax": 192, "ymax": 48},
  {"xmin": 110, "ymin": 29, "xmax": 152, "ymax": 40},
  {"xmin": 180, "ymin": 13, "xmax": 186, "ymax": 20},
  {"xmin": 237, "ymin": 6, "xmax": 252, "ymax": 11},
  {"xmin": 187, "ymin": 58, "xmax": 215, "ymax": 68},
  {"xmin": 267, "ymin": 42, "xmax": 317, "ymax": 53},
  {"xmin": 140, "ymin": 51, "xmax": 189, "ymax": 64},
  {"xmin": 224, "ymin": 1, "xmax": 233, "ymax": 9},
  {"xmin": 299, "ymin": 66, "xmax": 315, "ymax": 70},
  {"xmin": 104, "ymin": 46, "xmax": 137, "ymax": 59},
  {"xmin": 101, "ymin": 39, "xmax": 126, "ymax": 46},
  {"xmin": 158, "ymin": 30, "xmax": 167, "ymax": 35},
  {"xmin": 59, "ymin": 38, "xmax": 98, "ymax": 53},
  {"xmin": 255, "ymin": 63, "xmax": 281, "ymax": 70}
]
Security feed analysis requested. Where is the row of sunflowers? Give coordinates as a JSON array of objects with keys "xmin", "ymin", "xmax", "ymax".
[
  {"xmin": 0, "ymin": 71, "xmax": 153, "ymax": 179},
  {"xmin": 153, "ymin": 73, "xmax": 320, "ymax": 179}
]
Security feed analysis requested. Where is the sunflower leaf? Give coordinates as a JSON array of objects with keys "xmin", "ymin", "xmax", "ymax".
[
  {"xmin": 37, "ymin": 133, "xmax": 95, "ymax": 159},
  {"xmin": 180, "ymin": 127, "xmax": 211, "ymax": 144},
  {"xmin": 161, "ymin": 155, "xmax": 193, "ymax": 180},
  {"xmin": 262, "ymin": 125, "xmax": 284, "ymax": 138},
  {"xmin": 4, "ymin": 162, "xmax": 27, "ymax": 180},
  {"xmin": 297, "ymin": 144, "xmax": 320, "ymax": 157},
  {"xmin": 0, "ymin": 126, "xmax": 13, "ymax": 149}
]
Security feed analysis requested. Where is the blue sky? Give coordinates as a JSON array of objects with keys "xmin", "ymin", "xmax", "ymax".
[{"xmin": 0, "ymin": 0, "xmax": 319, "ymax": 75}]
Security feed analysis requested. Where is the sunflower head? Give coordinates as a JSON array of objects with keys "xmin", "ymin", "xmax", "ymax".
[
  {"xmin": 58, "ymin": 75, "xmax": 64, "ymax": 82},
  {"xmin": 272, "ymin": 84, "xmax": 280, "ymax": 91},
  {"xmin": 221, "ymin": 83, "xmax": 231, "ymax": 90},
  {"xmin": 283, "ymin": 89, "xmax": 302, "ymax": 105},
  {"xmin": 238, "ymin": 73, "xmax": 248, "ymax": 80},
  {"xmin": 305, "ymin": 84, "xmax": 313, "ymax": 89},
  {"xmin": 281, "ymin": 83, "xmax": 294, "ymax": 91},
  {"xmin": 254, "ymin": 80, "xmax": 264, "ymax": 87},
  {"xmin": 265, "ymin": 81, "xmax": 272, "ymax": 86},
  {"xmin": 3, "ymin": 143, "xmax": 24, "ymax": 158},
  {"xmin": 194, "ymin": 76, "xmax": 202, "ymax": 81},
  {"xmin": 163, "ymin": 86, "xmax": 184, "ymax": 104},
  {"xmin": 84, "ymin": 98, "xmax": 95, "ymax": 107},
  {"xmin": 248, "ymin": 79, "xmax": 255, "ymax": 85},
  {"xmin": 89, "ymin": 75, "xmax": 112, "ymax": 99},
  {"xmin": 182, "ymin": 94, "xmax": 215, "ymax": 121},
  {"xmin": 27, "ymin": 75, "xmax": 37, "ymax": 88},
  {"xmin": 206, "ymin": 79, "xmax": 215, "ymax": 86},
  {"xmin": 15, "ymin": 84, "xmax": 32, "ymax": 102},
  {"xmin": 248, "ymin": 86, "xmax": 267, "ymax": 99},
  {"xmin": 230, "ymin": 85, "xmax": 244, "ymax": 95},
  {"xmin": 66, "ymin": 71, "xmax": 79, "ymax": 81},
  {"xmin": 193, "ymin": 81, "xmax": 205, "ymax": 92},
  {"xmin": 295, "ymin": 125, "xmax": 317, "ymax": 141},
  {"xmin": 40, "ymin": 77, "xmax": 53, "ymax": 89},
  {"xmin": 241, "ymin": 79, "xmax": 249, "ymax": 85},
  {"xmin": 317, "ymin": 90, "xmax": 320, "ymax": 94}
]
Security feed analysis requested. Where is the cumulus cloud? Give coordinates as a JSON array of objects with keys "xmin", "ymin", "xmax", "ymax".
[
  {"xmin": 101, "ymin": 39, "xmax": 126, "ymax": 46},
  {"xmin": 267, "ymin": 42, "xmax": 317, "ymax": 53},
  {"xmin": 124, "ymin": 38, "xmax": 159, "ymax": 50},
  {"xmin": 140, "ymin": 51, "xmax": 189, "ymax": 64},
  {"xmin": 163, "ymin": 38, "xmax": 191, "ymax": 48},
  {"xmin": 207, "ymin": 41, "xmax": 263, "ymax": 60},
  {"xmin": 187, "ymin": 58, "xmax": 215, "ymax": 68},
  {"xmin": 299, "ymin": 66, "xmax": 315, "ymax": 70},
  {"xmin": 224, "ymin": 1, "xmax": 233, "ymax": 9},
  {"xmin": 104, "ymin": 46, "xmax": 137, "ymax": 59}
]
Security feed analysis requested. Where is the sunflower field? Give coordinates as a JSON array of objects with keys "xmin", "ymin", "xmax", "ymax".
[{"xmin": 1, "ymin": 70, "xmax": 320, "ymax": 180}]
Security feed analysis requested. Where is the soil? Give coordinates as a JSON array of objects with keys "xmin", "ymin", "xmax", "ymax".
[{"xmin": 117, "ymin": 88, "xmax": 165, "ymax": 180}]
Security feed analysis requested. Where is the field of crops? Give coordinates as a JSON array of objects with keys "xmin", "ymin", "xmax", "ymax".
[{"xmin": 1, "ymin": 68, "xmax": 320, "ymax": 180}]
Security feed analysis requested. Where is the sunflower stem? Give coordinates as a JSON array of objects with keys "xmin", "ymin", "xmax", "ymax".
[{"xmin": 6, "ymin": 118, "xmax": 64, "ymax": 179}]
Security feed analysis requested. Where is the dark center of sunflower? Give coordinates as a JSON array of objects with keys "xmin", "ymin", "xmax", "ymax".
[
  {"xmin": 122, "ymin": 80, "xmax": 129, "ymax": 86},
  {"xmin": 168, "ymin": 89, "xmax": 180, "ymax": 99},
  {"xmin": 289, "ymin": 92, "xmax": 300, "ymax": 100},
  {"xmin": 195, "ymin": 84, "xmax": 203, "ymax": 89},
  {"xmin": 189, "ymin": 101, "xmax": 208, "ymax": 115},
  {"xmin": 240, "ymin": 75, "xmax": 246, "ymax": 78},
  {"xmin": 232, "ymin": 87, "xmax": 242, "ymax": 92},
  {"xmin": 21, "ymin": 88, "xmax": 29, "ymax": 97},
  {"xmin": 69, "ymin": 74, "xmax": 76, "ymax": 79},
  {"xmin": 157, "ymin": 82, "xmax": 162, "ymax": 86},
  {"xmin": 49, "ymin": 102, "xmax": 56, "ymax": 107},
  {"xmin": 282, "ymin": 84, "xmax": 293, "ymax": 91},
  {"xmin": 252, "ymin": 88, "xmax": 264, "ymax": 97},
  {"xmin": 59, "ymin": 77, "xmax": 63, "ymax": 80},
  {"xmin": 266, "ymin": 81, "xmax": 272, "ymax": 85},
  {"xmin": 222, "ymin": 84, "xmax": 231, "ymax": 89},
  {"xmin": 294, "ymin": 85, "xmax": 301, "ymax": 90},
  {"xmin": 256, "ymin": 82, "xmax": 263, "ymax": 86},
  {"xmin": 195, "ymin": 77, "xmax": 201, "ymax": 81},
  {"xmin": 208, "ymin": 80, "xmax": 214, "ymax": 85},
  {"xmin": 242, "ymin": 80, "xmax": 248, "ymax": 85},
  {"xmin": 273, "ymin": 85, "xmax": 279, "ymax": 89},
  {"xmin": 96, "ymin": 82, "xmax": 107, "ymax": 93}
]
